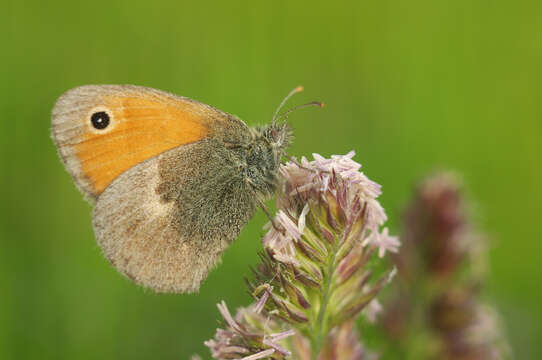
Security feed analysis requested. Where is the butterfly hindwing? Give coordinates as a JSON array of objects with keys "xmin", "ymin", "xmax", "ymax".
[{"xmin": 93, "ymin": 141, "xmax": 257, "ymax": 293}]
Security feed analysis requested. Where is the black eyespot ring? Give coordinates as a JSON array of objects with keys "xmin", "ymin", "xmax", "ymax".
[{"xmin": 90, "ymin": 111, "xmax": 110, "ymax": 130}]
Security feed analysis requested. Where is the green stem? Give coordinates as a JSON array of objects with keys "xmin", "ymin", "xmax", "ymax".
[{"xmin": 311, "ymin": 244, "xmax": 339, "ymax": 359}]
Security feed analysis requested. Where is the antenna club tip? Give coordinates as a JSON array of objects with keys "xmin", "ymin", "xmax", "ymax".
[
  {"xmin": 295, "ymin": 85, "xmax": 304, "ymax": 92},
  {"xmin": 319, "ymin": 102, "xmax": 325, "ymax": 108}
]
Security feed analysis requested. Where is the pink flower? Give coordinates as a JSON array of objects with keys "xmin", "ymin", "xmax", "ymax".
[
  {"xmin": 364, "ymin": 298, "xmax": 383, "ymax": 323},
  {"xmin": 366, "ymin": 227, "xmax": 400, "ymax": 258},
  {"xmin": 208, "ymin": 152, "xmax": 399, "ymax": 360},
  {"xmin": 205, "ymin": 300, "xmax": 295, "ymax": 360}
]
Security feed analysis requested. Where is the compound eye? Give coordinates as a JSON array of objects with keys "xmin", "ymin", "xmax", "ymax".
[{"xmin": 90, "ymin": 111, "xmax": 110, "ymax": 130}]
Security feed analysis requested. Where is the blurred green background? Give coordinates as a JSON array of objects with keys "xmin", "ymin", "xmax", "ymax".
[{"xmin": 2, "ymin": 1, "xmax": 541, "ymax": 359}]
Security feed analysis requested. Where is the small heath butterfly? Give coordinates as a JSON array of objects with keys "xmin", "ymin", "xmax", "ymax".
[{"xmin": 52, "ymin": 85, "xmax": 320, "ymax": 293}]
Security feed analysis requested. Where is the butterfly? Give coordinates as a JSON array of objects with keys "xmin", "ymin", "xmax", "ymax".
[{"xmin": 51, "ymin": 84, "xmax": 320, "ymax": 293}]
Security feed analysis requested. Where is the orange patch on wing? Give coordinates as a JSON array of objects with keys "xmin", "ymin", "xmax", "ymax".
[{"xmin": 75, "ymin": 96, "xmax": 208, "ymax": 194}]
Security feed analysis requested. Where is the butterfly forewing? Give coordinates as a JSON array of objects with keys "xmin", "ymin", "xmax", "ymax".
[{"xmin": 51, "ymin": 85, "xmax": 229, "ymax": 200}]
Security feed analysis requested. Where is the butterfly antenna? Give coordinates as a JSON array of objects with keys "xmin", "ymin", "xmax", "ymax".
[
  {"xmin": 276, "ymin": 101, "xmax": 325, "ymax": 123},
  {"xmin": 272, "ymin": 85, "xmax": 304, "ymax": 124}
]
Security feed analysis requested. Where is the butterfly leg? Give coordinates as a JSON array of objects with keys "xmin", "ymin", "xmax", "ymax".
[
  {"xmin": 244, "ymin": 178, "xmax": 284, "ymax": 233},
  {"xmin": 281, "ymin": 152, "xmax": 315, "ymax": 173}
]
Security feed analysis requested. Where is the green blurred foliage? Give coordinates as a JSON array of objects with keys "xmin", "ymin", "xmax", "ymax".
[{"xmin": 1, "ymin": 0, "xmax": 541, "ymax": 359}]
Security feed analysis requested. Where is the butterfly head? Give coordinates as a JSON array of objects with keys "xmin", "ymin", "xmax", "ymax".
[
  {"xmin": 263, "ymin": 121, "xmax": 293, "ymax": 152},
  {"xmin": 244, "ymin": 87, "xmax": 323, "ymax": 199},
  {"xmin": 244, "ymin": 123, "xmax": 291, "ymax": 197}
]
